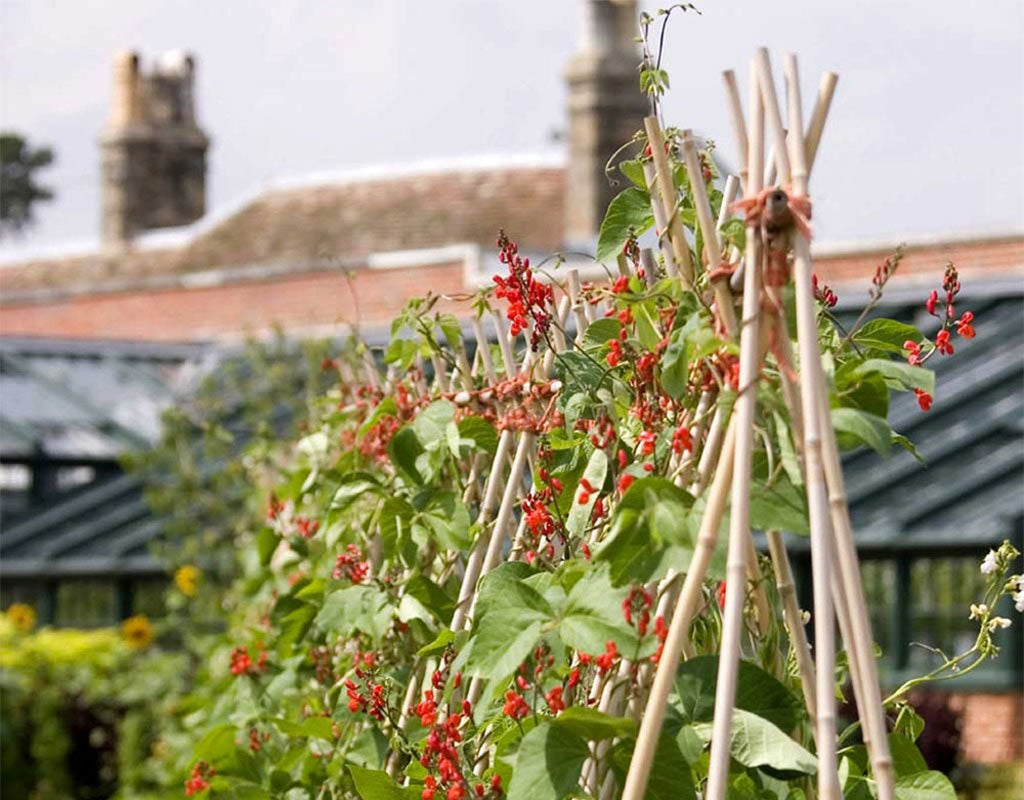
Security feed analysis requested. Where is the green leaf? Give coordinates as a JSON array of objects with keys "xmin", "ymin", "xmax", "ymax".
[
  {"xmin": 413, "ymin": 400, "xmax": 456, "ymax": 450},
  {"xmin": 331, "ymin": 473, "xmax": 381, "ymax": 509},
  {"xmin": 749, "ymin": 473, "xmax": 809, "ymax": 536},
  {"xmin": 894, "ymin": 771, "xmax": 957, "ymax": 800},
  {"xmin": 465, "ymin": 564, "xmax": 553, "ymax": 678},
  {"xmin": 854, "ymin": 359, "xmax": 935, "ymax": 395},
  {"xmin": 581, "ymin": 318, "xmax": 622, "ymax": 349},
  {"xmin": 853, "ymin": 318, "xmax": 924, "ymax": 354},
  {"xmin": 349, "ymin": 766, "xmax": 419, "ymax": 800},
  {"xmin": 555, "ymin": 351, "xmax": 607, "ymax": 396},
  {"xmin": 388, "ymin": 426, "xmax": 427, "ymax": 486},
  {"xmin": 596, "ymin": 187, "xmax": 655, "ymax": 263},
  {"xmin": 457, "ymin": 416, "xmax": 499, "ymax": 455},
  {"xmin": 889, "ymin": 733, "xmax": 928, "ymax": 777},
  {"xmin": 257, "ymin": 527, "xmax": 279, "ymax": 567},
  {"xmin": 437, "ymin": 314, "xmax": 463, "ymax": 351},
  {"xmin": 506, "ymin": 722, "xmax": 589, "ymax": 800},
  {"xmin": 316, "ymin": 585, "xmax": 394, "ymax": 642},
  {"xmin": 417, "ymin": 628, "xmax": 455, "ymax": 657},
  {"xmin": 595, "ymin": 477, "xmax": 695, "ymax": 585},
  {"xmin": 566, "ymin": 449, "xmax": 608, "ymax": 537},
  {"xmin": 659, "ymin": 329, "xmax": 690, "ymax": 400},
  {"xmin": 673, "ymin": 655, "xmax": 802, "ymax": 732},
  {"xmin": 552, "ymin": 707, "xmax": 635, "ymax": 741},
  {"xmin": 559, "ymin": 563, "xmax": 651, "ymax": 657},
  {"xmin": 619, "ymin": 158, "xmax": 648, "ymax": 189},
  {"xmin": 277, "ymin": 603, "xmax": 316, "ymax": 654},
  {"xmin": 193, "ymin": 724, "xmax": 237, "ymax": 767},
  {"xmin": 831, "ymin": 407, "xmax": 891, "ymax": 456},
  {"xmin": 692, "ymin": 709, "xmax": 816, "ymax": 775},
  {"xmin": 379, "ymin": 496, "xmax": 415, "ymax": 559},
  {"xmin": 420, "ymin": 492, "xmax": 472, "ymax": 550},
  {"xmin": 609, "ymin": 733, "xmax": 697, "ymax": 800}
]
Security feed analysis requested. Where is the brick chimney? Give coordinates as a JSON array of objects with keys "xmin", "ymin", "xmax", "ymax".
[
  {"xmin": 565, "ymin": 0, "xmax": 647, "ymax": 248},
  {"xmin": 100, "ymin": 50, "xmax": 210, "ymax": 247}
]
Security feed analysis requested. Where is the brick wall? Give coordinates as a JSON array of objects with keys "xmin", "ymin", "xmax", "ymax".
[
  {"xmin": 950, "ymin": 691, "xmax": 1024, "ymax": 764},
  {"xmin": 3, "ymin": 235, "xmax": 1019, "ymax": 343},
  {"xmin": 0, "ymin": 261, "xmax": 464, "ymax": 341}
]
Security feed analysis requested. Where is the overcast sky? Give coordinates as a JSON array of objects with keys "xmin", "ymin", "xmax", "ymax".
[{"xmin": 1, "ymin": 0, "xmax": 1022, "ymax": 256}]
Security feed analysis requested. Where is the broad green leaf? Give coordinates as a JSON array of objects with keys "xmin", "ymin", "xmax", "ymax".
[
  {"xmin": 582, "ymin": 317, "xmax": 622, "ymax": 349},
  {"xmin": 555, "ymin": 351, "xmax": 607, "ymax": 396},
  {"xmin": 595, "ymin": 477, "xmax": 695, "ymax": 585},
  {"xmin": 379, "ymin": 496, "xmax": 414, "ymax": 559},
  {"xmin": 894, "ymin": 771, "xmax": 957, "ymax": 800},
  {"xmin": 457, "ymin": 416, "xmax": 499, "ymax": 455},
  {"xmin": 277, "ymin": 603, "xmax": 316, "ymax": 655},
  {"xmin": 551, "ymin": 707, "xmax": 636, "ymax": 741},
  {"xmin": 388, "ymin": 426, "xmax": 427, "ymax": 486},
  {"xmin": 506, "ymin": 722, "xmax": 589, "ymax": 800},
  {"xmin": 831, "ymin": 407, "xmax": 891, "ymax": 456},
  {"xmin": 692, "ymin": 709, "xmax": 816, "ymax": 775},
  {"xmin": 609, "ymin": 733, "xmax": 697, "ymax": 800},
  {"xmin": 595, "ymin": 187, "xmax": 655, "ymax": 263},
  {"xmin": 436, "ymin": 314, "xmax": 463, "ymax": 351},
  {"xmin": 349, "ymin": 766, "xmax": 419, "ymax": 800},
  {"xmin": 659, "ymin": 328, "xmax": 690, "ymax": 400},
  {"xmin": 420, "ymin": 492, "xmax": 472, "ymax": 550},
  {"xmin": 331, "ymin": 472, "xmax": 381, "ymax": 509},
  {"xmin": 404, "ymin": 574, "xmax": 455, "ymax": 626},
  {"xmin": 193, "ymin": 724, "xmax": 237, "ymax": 766},
  {"xmin": 750, "ymin": 466, "xmax": 809, "ymax": 536},
  {"xmin": 673, "ymin": 655, "xmax": 802, "ymax": 732},
  {"xmin": 316, "ymin": 585, "xmax": 394, "ymax": 642},
  {"xmin": 417, "ymin": 628, "xmax": 455, "ymax": 657},
  {"xmin": 618, "ymin": 158, "xmax": 648, "ymax": 189},
  {"xmin": 853, "ymin": 319, "xmax": 924, "ymax": 354},
  {"xmin": 413, "ymin": 400, "xmax": 455, "ymax": 450},
  {"xmin": 559, "ymin": 563, "xmax": 652, "ymax": 657},
  {"xmin": 893, "ymin": 704, "xmax": 925, "ymax": 742},
  {"xmin": 566, "ymin": 449, "xmax": 608, "ymax": 537},
  {"xmin": 464, "ymin": 563, "xmax": 553, "ymax": 678},
  {"xmin": 889, "ymin": 733, "xmax": 928, "ymax": 777},
  {"xmin": 854, "ymin": 359, "xmax": 935, "ymax": 395},
  {"xmin": 257, "ymin": 527, "xmax": 279, "ymax": 566}
]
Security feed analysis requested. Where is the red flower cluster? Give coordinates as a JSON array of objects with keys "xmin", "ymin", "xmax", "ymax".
[
  {"xmin": 623, "ymin": 586, "xmax": 654, "ymax": 635},
  {"xmin": 716, "ymin": 580, "xmax": 727, "ymax": 610},
  {"xmin": 419, "ymin": 710, "xmax": 473, "ymax": 800},
  {"xmin": 606, "ymin": 339, "xmax": 623, "ymax": 367},
  {"xmin": 503, "ymin": 690, "xmax": 530, "ymax": 720},
  {"xmin": 266, "ymin": 493, "xmax": 284, "ymax": 521},
  {"xmin": 346, "ymin": 678, "xmax": 387, "ymax": 720},
  {"xmin": 617, "ymin": 473, "xmax": 635, "ymax": 494},
  {"xmin": 230, "ymin": 645, "xmax": 267, "ymax": 677},
  {"xmin": 577, "ymin": 477, "xmax": 596, "ymax": 505},
  {"xmin": 185, "ymin": 761, "xmax": 214, "ymax": 796},
  {"xmin": 333, "ymin": 544, "xmax": 370, "ymax": 583},
  {"xmin": 595, "ymin": 640, "xmax": 619, "ymax": 674},
  {"xmin": 672, "ymin": 425, "xmax": 693, "ymax": 455},
  {"xmin": 545, "ymin": 686, "xmax": 566, "ymax": 714},
  {"xmin": 612, "ymin": 275, "xmax": 631, "ymax": 294},
  {"xmin": 651, "ymin": 616, "xmax": 669, "ymax": 665},
  {"xmin": 492, "ymin": 230, "xmax": 553, "ymax": 350},
  {"xmin": 638, "ymin": 430, "xmax": 657, "ymax": 456},
  {"xmin": 415, "ymin": 689, "xmax": 438, "ymax": 727},
  {"xmin": 811, "ymin": 273, "xmax": 838, "ymax": 308},
  {"xmin": 295, "ymin": 516, "xmax": 320, "ymax": 539},
  {"xmin": 247, "ymin": 727, "xmax": 270, "ymax": 752}
]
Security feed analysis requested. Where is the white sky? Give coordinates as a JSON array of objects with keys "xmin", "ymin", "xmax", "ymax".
[{"xmin": 1, "ymin": 0, "xmax": 1022, "ymax": 255}]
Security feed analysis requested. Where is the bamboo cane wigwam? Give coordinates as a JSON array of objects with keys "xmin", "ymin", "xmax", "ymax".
[{"xmin": 621, "ymin": 48, "xmax": 896, "ymax": 800}]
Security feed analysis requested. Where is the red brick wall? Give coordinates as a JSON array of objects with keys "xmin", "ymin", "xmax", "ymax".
[
  {"xmin": 2, "ymin": 236, "xmax": 1021, "ymax": 342},
  {"xmin": 950, "ymin": 691, "xmax": 1024, "ymax": 764},
  {"xmin": 0, "ymin": 261, "xmax": 464, "ymax": 341}
]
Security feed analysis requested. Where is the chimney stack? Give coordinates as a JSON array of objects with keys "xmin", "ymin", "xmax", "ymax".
[
  {"xmin": 565, "ymin": 0, "xmax": 647, "ymax": 248},
  {"xmin": 100, "ymin": 50, "xmax": 209, "ymax": 247}
]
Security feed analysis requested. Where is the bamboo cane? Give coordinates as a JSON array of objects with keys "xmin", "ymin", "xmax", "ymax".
[
  {"xmin": 642, "ymin": 160, "xmax": 681, "ymax": 279},
  {"xmin": 643, "ymin": 115, "xmax": 696, "ymax": 287},
  {"xmin": 816, "ymin": 373, "xmax": 896, "ymax": 800},
  {"xmin": 762, "ymin": 47, "xmax": 840, "ymax": 800},
  {"xmin": 722, "ymin": 70, "xmax": 749, "ymax": 192},
  {"xmin": 705, "ymin": 56, "xmax": 767, "ymax": 800},
  {"xmin": 680, "ymin": 129, "xmax": 739, "ymax": 337}
]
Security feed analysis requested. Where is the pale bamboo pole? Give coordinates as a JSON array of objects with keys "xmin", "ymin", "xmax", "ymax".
[
  {"xmin": 805, "ymin": 72, "xmax": 839, "ymax": 175},
  {"xmin": 761, "ymin": 47, "xmax": 840, "ymax": 800},
  {"xmin": 620, "ymin": 417, "xmax": 737, "ymax": 800},
  {"xmin": 642, "ymin": 160, "xmax": 681, "ymax": 279},
  {"xmin": 815, "ymin": 380, "xmax": 896, "ymax": 800},
  {"xmin": 643, "ymin": 115, "xmax": 696, "ymax": 288},
  {"xmin": 718, "ymin": 174, "xmax": 741, "ymax": 230},
  {"xmin": 705, "ymin": 57, "xmax": 766, "ymax": 800},
  {"xmin": 765, "ymin": 529, "xmax": 818, "ymax": 727},
  {"xmin": 640, "ymin": 248, "xmax": 658, "ymax": 289},
  {"xmin": 680, "ymin": 129, "xmax": 738, "ymax": 337},
  {"xmin": 567, "ymin": 270, "xmax": 590, "ymax": 345},
  {"xmin": 722, "ymin": 70, "xmax": 749, "ymax": 192}
]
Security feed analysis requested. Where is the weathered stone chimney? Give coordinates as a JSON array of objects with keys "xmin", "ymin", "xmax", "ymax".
[
  {"xmin": 100, "ymin": 50, "xmax": 209, "ymax": 246},
  {"xmin": 565, "ymin": 0, "xmax": 647, "ymax": 248}
]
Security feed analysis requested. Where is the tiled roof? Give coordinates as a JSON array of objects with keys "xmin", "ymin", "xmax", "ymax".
[{"xmin": 0, "ymin": 163, "xmax": 566, "ymax": 296}]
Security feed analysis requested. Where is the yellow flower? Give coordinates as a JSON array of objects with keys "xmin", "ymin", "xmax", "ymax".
[
  {"xmin": 175, "ymin": 565, "xmax": 201, "ymax": 597},
  {"xmin": 6, "ymin": 603, "xmax": 36, "ymax": 633},
  {"xmin": 121, "ymin": 614, "xmax": 154, "ymax": 650}
]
